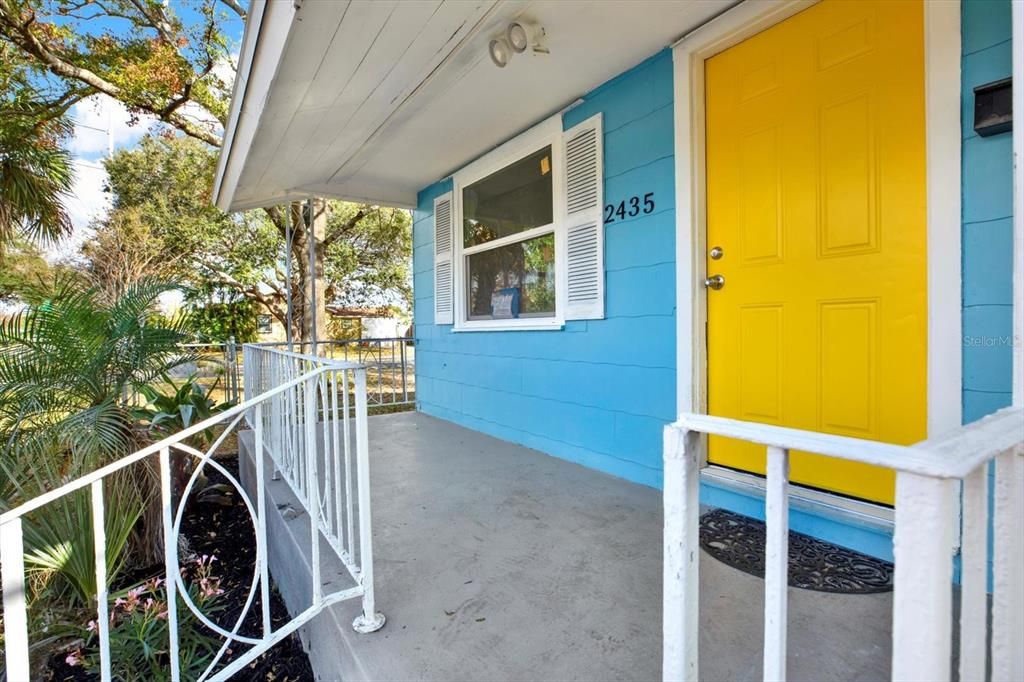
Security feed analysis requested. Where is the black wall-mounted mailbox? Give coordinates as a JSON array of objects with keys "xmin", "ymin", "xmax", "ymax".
[{"xmin": 974, "ymin": 77, "xmax": 1012, "ymax": 137}]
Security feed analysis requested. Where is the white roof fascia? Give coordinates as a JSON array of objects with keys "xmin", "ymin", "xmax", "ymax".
[{"xmin": 212, "ymin": 0, "xmax": 299, "ymax": 211}]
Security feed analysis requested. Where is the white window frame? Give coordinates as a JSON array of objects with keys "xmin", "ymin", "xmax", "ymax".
[{"xmin": 452, "ymin": 115, "xmax": 566, "ymax": 332}]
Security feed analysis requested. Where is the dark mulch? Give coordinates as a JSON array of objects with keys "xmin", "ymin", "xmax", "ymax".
[{"xmin": 45, "ymin": 457, "xmax": 314, "ymax": 681}]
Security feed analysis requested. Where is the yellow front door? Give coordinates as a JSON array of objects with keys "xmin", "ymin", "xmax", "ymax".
[{"xmin": 704, "ymin": 0, "xmax": 927, "ymax": 505}]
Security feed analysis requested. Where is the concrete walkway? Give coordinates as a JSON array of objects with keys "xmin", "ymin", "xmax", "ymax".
[{"xmin": 243, "ymin": 411, "xmax": 891, "ymax": 681}]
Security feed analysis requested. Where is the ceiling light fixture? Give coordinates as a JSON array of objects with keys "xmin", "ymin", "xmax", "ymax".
[
  {"xmin": 507, "ymin": 20, "xmax": 544, "ymax": 54},
  {"xmin": 489, "ymin": 36, "xmax": 513, "ymax": 68},
  {"xmin": 489, "ymin": 20, "xmax": 547, "ymax": 68}
]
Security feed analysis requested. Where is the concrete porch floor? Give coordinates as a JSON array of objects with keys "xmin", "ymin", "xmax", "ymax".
[{"xmin": 243, "ymin": 411, "xmax": 892, "ymax": 681}]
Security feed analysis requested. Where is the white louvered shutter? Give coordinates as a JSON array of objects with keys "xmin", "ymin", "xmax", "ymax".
[
  {"xmin": 562, "ymin": 114, "xmax": 604, "ymax": 320},
  {"xmin": 433, "ymin": 192, "xmax": 454, "ymax": 325}
]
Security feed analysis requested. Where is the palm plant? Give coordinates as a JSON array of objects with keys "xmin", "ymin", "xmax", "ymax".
[
  {"xmin": 0, "ymin": 277, "xmax": 197, "ymax": 606},
  {"xmin": 0, "ymin": 74, "xmax": 75, "ymax": 253},
  {"xmin": 0, "ymin": 277, "xmax": 196, "ymax": 468}
]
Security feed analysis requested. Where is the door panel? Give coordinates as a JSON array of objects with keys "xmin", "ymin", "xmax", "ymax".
[{"xmin": 704, "ymin": 0, "xmax": 927, "ymax": 505}]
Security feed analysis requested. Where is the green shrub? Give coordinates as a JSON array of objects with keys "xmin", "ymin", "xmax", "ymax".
[
  {"xmin": 186, "ymin": 300, "xmax": 258, "ymax": 343},
  {"xmin": 133, "ymin": 373, "xmax": 236, "ymax": 449}
]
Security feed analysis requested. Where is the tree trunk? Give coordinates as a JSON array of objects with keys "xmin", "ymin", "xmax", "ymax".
[
  {"xmin": 288, "ymin": 202, "xmax": 307, "ymax": 345},
  {"xmin": 305, "ymin": 198, "xmax": 329, "ymax": 351},
  {"xmin": 246, "ymin": 199, "xmax": 334, "ymax": 349},
  {"xmin": 280, "ymin": 199, "xmax": 329, "ymax": 350}
]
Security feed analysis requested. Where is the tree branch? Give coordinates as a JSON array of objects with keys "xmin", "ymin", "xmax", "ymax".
[
  {"xmin": 321, "ymin": 208, "xmax": 367, "ymax": 250},
  {"xmin": 218, "ymin": 0, "xmax": 246, "ymax": 20},
  {"xmin": 127, "ymin": 0, "xmax": 176, "ymax": 45},
  {"xmin": 0, "ymin": 6, "xmax": 223, "ymax": 147},
  {"xmin": 201, "ymin": 267, "xmax": 283, "ymax": 314}
]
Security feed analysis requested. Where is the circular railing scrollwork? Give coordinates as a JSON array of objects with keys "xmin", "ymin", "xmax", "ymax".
[{"xmin": 169, "ymin": 411, "xmax": 266, "ymax": 681}]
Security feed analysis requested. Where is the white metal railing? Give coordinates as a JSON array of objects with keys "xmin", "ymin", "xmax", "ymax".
[
  {"xmin": 241, "ymin": 344, "xmax": 385, "ymax": 617},
  {"xmin": 663, "ymin": 406, "xmax": 1024, "ymax": 682},
  {"xmin": 178, "ymin": 339, "xmax": 242, "ymax": 403},
  {"xmin": 1, "ymin": 353, "xmax": 384, "ymax": 681},
  {"xmin": 249, "ymin": 338, "xmax": 415, "ymax": 409}
]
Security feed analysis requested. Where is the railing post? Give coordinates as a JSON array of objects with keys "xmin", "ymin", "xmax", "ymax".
[
  {"xmin": 352, "ymin": 367, "xmax": 386, "ymax": 634},
  {"xmin": 227, "ymin": 336, "xmax": 238, "ymax": 403},
  {"xmin": 254, "ymin": 403, "xmax": 273, "ymax": 638},
  {"xmin": 1, "ymin": 517, "xmax": 30, "ymax": 681},
  {"xmin": 663, "ymin": 423, "xmax": 701, "ymax": 682},
  {"xmin": 763, "ymin": 446, "xmax": 790, "ymax": 682},
  {"xmin": 891, "ymin": 471, "xmax": 955, "ymax": 682},
  {"xmin": 343, "ymin": 369, "xmax": 354, "ymax": 558},
  {"xmin": 992, "ymin": 446, "xmax": 1024, "ymax": 681},
  {"xmin": 91, "ymin": 480, "xmax": 112, "ymax": 682},
  {"xmin": 242, "ymin": 345, "xmax": 250, "ymax": 405},
  {"xmin": 304, "ymin": 375, "xmax": 322, "ymax": 606},
  {"xmin": 331, "ymin": 369, "xmax": 343, "ymax": 551},
  {"xmin": 159, "ymin": 447, "xmax": 182, "ymax": 682},
  {"xmin": 400, "ymin": 339, "xmax": 408, "ymax": 403},
  {"xmin": 959, "ymin": 464, "xmax": 989, "ymax": 682}
]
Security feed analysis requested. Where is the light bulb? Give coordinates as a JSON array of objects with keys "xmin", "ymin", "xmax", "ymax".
[
  {"xmin": 506, "ymin": 21, "xmax": 544, "ymax": 54},
  {"xmin": 489, "ymin": 37, "xmax": 512, "ymax": 68}
]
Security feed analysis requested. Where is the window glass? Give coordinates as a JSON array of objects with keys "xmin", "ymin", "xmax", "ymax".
[
  {"xmin": 467, "ymin": 233, "xmax": 555, "ymax": 320},
  {"xmin": 463, "ymin": 146, "xmax": 553, "ymax": 248}
]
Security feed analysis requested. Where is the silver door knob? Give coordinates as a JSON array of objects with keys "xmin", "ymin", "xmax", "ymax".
[{"xmin": 704, "ymin": 274, "xmax": 725, "ymax": 290}]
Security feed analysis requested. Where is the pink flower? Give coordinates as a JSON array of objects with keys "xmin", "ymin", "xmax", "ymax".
[
  {"xmin": 114, "ymin": 586, "xmax": 145, "ymax": 613},
  {"xmin": 197, "ymin": 574, "xmax": 225, "ymax": 598},
  {"xmin": 86, "ymin": 620, "xmax": 97, "ymax": 633},
  {"xmin": 65, "ymin": 650, "xmax": 83, "ymax": 667}
]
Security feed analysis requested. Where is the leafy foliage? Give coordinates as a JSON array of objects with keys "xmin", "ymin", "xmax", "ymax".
[
  {"xmin": 326, "ymin": 316, "xmax": 362, "ymax": 341},
  {"xmin": 133, "ymin": 373, "xmax": 236, "ymax": 448},
  {"xmin": 69, "ymin": 559, "xmax": 225, "ymax": 681},
  {"xmin": 3, "ymin": 2, "xmax": 414, "ymax": 343},
  {"xmin": 322, "ymin": 201, "xmax": 413, "ymax": 310},
  {"xmin": 21, "ymin": 472, "xmax": 144, "ymax": 605},
  {"xmin": 0, "ymin": 44, "xmax": 74, "ymax": 253},
  {"xmin": 0, "ymin": 0, "xmax": 242, "ymax": 147},
  {"xmin": 0, "ymin": 238, "xmax": 60, "ymax": 303},
  {"xmin": 0, "ymin": 278, "xmax": 246, "ymax": 678},
  {"xmin": 81, "ymin": 206, "xmax": 175, "ymax": 300},
  {"xmin": 89, "ymin": 136, "xmax": 413, "ymax": 328},
  {"xmin": 0, "ymin": 277, "xmax": 197, "ymax": 479},
  {"xmin": 185, "ymin": 297, "xmax": 259, "ymax": 344}
]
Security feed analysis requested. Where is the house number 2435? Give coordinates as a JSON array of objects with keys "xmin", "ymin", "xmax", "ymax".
[{"xmin": 604, "ymin": 193, "xmax": 655, "ymax": 223}]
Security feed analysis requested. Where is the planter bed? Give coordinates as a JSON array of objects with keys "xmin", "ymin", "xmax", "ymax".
[{"xmin": 45, "ymin": 458, "xmax": 313, "ymax": 682}]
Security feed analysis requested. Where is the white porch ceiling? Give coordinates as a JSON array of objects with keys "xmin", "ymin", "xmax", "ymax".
[{"xmin": 216, "ymin": 0, "xmax": 734, "ymax": 211}]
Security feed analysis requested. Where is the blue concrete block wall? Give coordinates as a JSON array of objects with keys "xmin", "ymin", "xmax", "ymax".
[
  {"xmin": 412, "ymin": 50, "xmax": 676, "ymax": 489},
  {"xmin": 961, "ymin": 0, "xmax": 1015, "ymax": 424}
]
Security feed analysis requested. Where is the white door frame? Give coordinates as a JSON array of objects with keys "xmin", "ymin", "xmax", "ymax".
[
  {"xmin": 672, "ymin": 0, "xmax": 963, "ymax": 503},
  {"xmin": 1013, "ymin": 0, "xmax": 1024, "ymax": 409}
]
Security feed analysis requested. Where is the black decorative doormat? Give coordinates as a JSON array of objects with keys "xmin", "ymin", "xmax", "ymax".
[{"xmin": 699, "ymin": 509, "xmax": 893, "ymax": 594}]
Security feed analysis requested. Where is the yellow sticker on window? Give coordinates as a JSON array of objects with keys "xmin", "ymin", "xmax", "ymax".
[{"xmin": 540, "ymin": 156, "xmax": 550, "ymax": 175}]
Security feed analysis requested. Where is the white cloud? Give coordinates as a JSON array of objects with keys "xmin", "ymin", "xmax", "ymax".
[
  {"xmin": 67, "ymin": 159, "xmax": 109, "ymax": 228},
  {"xmin": 68, "ymin": 95, "xmax": 157, "ymax": 157},
  {"xmin": 46, "ymin": 160, "xmax": 109, "ymax": 263}
]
